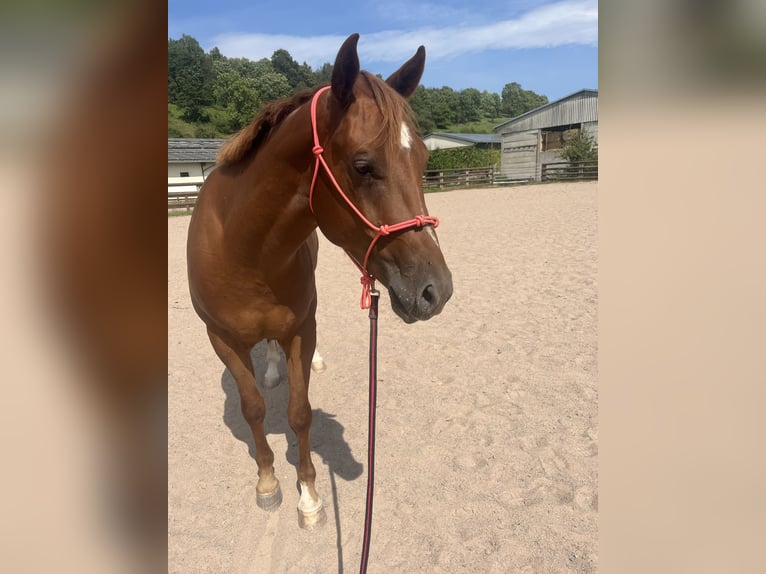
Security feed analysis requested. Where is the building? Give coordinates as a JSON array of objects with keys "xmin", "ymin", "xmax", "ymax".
[
  {"xmin": 493, "ymin": 89, "xmax": 598, "ymax": 182},
  {"xmin": 423, "ymin": 132, "xmax": 501, "ymax": 151},
  {"xmin": 168, "ymin": 138, "xmax": 225, "ymax": 177},
  {"xmin": 168, "ymin": 138, "xmax": 225, "ymax": 192}
]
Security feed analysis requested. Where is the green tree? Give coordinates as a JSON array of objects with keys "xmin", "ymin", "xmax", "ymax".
[
  {"xmin": 457, "ymin": 88, "xmax": 482, "ymax": 124},
  {"xmin": 210, "ymin": 60, "xmax": 261, "ymax": 132},
  {"xmin": 430, "ymin": 87, "xmax": 458, "ymax": 129},
  {"xmin": 252, "ymin": 71, "xmax": 292, "ymax": 103},
  {"xmin": 314, "ymin": 62, "xmax": 333, "ymax": 85},
  {"xmin": 500, "ymin": 82, "xmax": 548, "ymax": 117},
  {"xmin": 480, "ymin": 90, "xmax": 501, "ymax": 118},
  {"xmin": 209, "ymin": 46, "xmax": 224, "ymax": 63},
  {"xmin": 168, "ymin": 35, "xmax": 214, "ymax": 121},
  {"xmin": 271, "ymin": 49, "xmax": 314, "ymax": 90},
  {"xmin": 409, "ymin": 86, "xmax": 436, "ymax": 134}
]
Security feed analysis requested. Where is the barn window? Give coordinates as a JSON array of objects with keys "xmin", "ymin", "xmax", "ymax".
[
  {"xmin": 541, "ymin": 124, "xmax": 581, "ymax": 152},
  {"xmin": 180, "ymin": 171, "xmax": 190, "ymax": 177}
]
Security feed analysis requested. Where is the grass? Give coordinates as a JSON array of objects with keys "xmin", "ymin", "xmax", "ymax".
[
  {"xmin": 168, "ymin": 104, "xmax": 231, "ymax": 139},
  {"xmin": 168, "ymin": 104, "xmax": 197, "ymax": 138}
]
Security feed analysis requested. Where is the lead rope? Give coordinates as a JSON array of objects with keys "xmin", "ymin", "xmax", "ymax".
[
  {"xmin": 307, "ymin": 86, "xmax": 438, "ymax": 573},
  {"xmin": 359, "ymin": 289, "xmax": 379, "ymax": 574}
]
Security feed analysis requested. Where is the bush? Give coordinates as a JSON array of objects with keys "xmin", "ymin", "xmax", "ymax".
[
  {"xmin": 427, "ymin": 147, "xmax": 500, "ymax": 171},
  {"xmin": 559, "ymin": 131, "xmax": 598, "ymax": 162}
]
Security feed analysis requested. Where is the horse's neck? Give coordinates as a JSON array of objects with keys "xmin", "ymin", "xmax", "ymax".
[{"xmin": 226, "ymin": 105, "xmax": 318, "ymax": 269}]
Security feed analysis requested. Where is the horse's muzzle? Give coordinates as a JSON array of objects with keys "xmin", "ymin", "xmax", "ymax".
[{"xmin": 388, "ymin": 270, "xmax": 453, "ymax": 323}]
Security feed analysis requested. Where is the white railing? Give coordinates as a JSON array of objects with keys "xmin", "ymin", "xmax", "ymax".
[{"xmin": 168, "ymin": 176, "xmax": 205, "ymax": 211}]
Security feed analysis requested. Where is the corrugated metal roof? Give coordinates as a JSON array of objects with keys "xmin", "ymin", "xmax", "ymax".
[
  {"xmin": 424, "ymin": 133, "xmax": 502, "ymax": 144},
  {"xmin": 494, "ymin": 89, "xmax": 598, "ymax": 133},
  {"xmin": 168, "ymin": 138, "xmax": 226, "ymax": 163}
]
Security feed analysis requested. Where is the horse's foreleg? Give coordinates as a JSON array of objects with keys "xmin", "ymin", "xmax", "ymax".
[
  {"xmin": 207, "ymin": 328, "xmax": 282, "ymax": 511},
  {"xmin": 283, "ymin": 314, "xmax": 326, "ymax": 529}
]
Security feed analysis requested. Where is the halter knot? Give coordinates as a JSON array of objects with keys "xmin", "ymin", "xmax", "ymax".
[
  {"xmin": 312, "ymin": 145, "xmax": 324, "ymax": 156},
  {"xmin": 414, "ymin": 215, "xmax": 426, "ymax": 227},
  {"xmin": 359, "ymin": 275, "xmax": 375, "ymax": 309},
  {"xmin": 378, "ymin": 225, "xmax": 391, "ymax": 236}
]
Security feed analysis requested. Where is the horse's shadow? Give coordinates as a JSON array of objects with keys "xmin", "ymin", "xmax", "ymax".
[
  {"xmin": 221, "ymin": 341, "xmax": 363, "ymax": 481},
  {"xmin": 221, "ymin": 340, "xmax": 363, "ymax": 572}
]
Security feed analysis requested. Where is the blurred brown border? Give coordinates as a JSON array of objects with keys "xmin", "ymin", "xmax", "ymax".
[{"xmin": 600, "ymin": 1, "xmax": 766, "ymax": 572}]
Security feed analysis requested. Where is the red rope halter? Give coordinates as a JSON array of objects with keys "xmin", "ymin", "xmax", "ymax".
[{"xmin": 308, "ymin": 86, "xmax": 439, "ymax": 309}]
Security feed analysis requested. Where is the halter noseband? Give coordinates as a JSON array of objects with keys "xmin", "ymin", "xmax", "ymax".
[{"xmin": 308, "ymin": 85, "xmax": 439, "ymax": 309}]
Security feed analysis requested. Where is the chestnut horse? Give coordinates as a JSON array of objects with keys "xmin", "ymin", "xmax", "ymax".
[{"xmin": 187, "ymin": 34, "xmax": 452, "ymax": 529}]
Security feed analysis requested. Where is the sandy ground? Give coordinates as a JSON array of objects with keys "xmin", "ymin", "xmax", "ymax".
[{"xmin": 169, "ymin": 181, "xmax": 598, "ymax": 573}]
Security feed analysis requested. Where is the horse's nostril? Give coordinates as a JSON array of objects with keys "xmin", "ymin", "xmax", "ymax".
[{"xmin": 421, "ymin": 284, "xmax": 436, "ymax": 306}]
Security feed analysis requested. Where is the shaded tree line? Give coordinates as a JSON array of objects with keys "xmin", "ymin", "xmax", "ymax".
[{"xmin": 169, "ymin": 34, "xmax": 549, "ymax": 136}]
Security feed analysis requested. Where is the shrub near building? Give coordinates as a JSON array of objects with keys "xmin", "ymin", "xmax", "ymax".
[{"xmin": 426, "ymin": 147, "xmax": 501, "ymax": 171}]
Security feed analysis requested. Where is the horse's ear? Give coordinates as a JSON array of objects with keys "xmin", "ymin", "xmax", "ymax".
[
  {"xmin": 386, "ymin": 46, "xmax": 425, "ymax": 99},
  {"xmin": 331, "ymin": 33, "xmax": 360, "ymax": 108}
]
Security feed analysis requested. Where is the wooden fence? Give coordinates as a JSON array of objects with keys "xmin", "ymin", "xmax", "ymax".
[
  {"xmin": 540, "ymin": 160, "xmax": 598, "ymax": 182},
  {"xmin": 168, "ymin": 176, "xmax": 204, "ymax": 212},
  {"xmin": 422, "ymin": 166, "xmax": 496, "ymax": 190}
]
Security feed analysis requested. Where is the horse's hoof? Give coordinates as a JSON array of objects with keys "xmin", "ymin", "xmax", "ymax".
[
  {"xmin": 297, "ymin": 504, "xmax": 327, "ymax": 530},
  {"xmin": 256, "ymin": 485, "xmax": 283, "ymax": 511}
]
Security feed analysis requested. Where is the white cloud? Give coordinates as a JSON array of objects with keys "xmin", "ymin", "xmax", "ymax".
[{"xmin": 210, "ymin": 0, "xmax": 597, "ymax": 67}]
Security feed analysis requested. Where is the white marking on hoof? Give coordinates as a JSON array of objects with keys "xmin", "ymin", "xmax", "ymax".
[
  {"xmin": 297, "ymin": 481, "xmax": 323, "ymax": 515},
  {"xmin": 400, "ymin": 122, "xmax": 412, "ymax": 149},
  {"xmin": 297, "ymin": 481, "xmax": 326, "ymax": 529},
  {"xmin": 311, "ymin": 349, "xmax": 326, "ymax": 373},
  {"xmin": 264, "ymin": 340, "xmax": 280, "ymax": 388}
]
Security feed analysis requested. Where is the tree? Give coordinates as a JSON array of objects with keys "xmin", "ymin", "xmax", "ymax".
[
  {"xmin": 408, "ymin": 86, "xmax": 436, "ymax": 134},
  {"xmin": 480, "ymin": 90, "xmax": 501, "ymax": 118},
  {"xmin": 314, "ymin": 62, "xmax": 333, "ymax": 85},
  {"xmin": 430, "ymin": 87, "xmax": 458, "ymax": 129},
  {"xmin": 456, "ymin": 88, "xmax": 482, "ymax": 124},
  {"xmin": 168, "ymin": 35, "xmax": 214, "ymax": 121},
  {"xmin": 252, "ymin": 71, "xmax": 292, "ymax": 103},
  {"xmin": 271, "ymin": 49, "xmax": 314, "ymax": 90},
  {"xmin": 500, "ymin": 82, "xmax": 548, "ymax": 118},
  {"xmin": 209, "ymin": 46, "xmax": 224, "ymax": 63},
  {"xmin": 210, "ymin": 60, "xmax": 261, "ymax": 131}
]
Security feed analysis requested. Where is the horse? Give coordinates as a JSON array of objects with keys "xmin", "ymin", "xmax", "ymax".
[{"xmin": 186, "ymin": 33, "xmax": 453, "ymax": 529}]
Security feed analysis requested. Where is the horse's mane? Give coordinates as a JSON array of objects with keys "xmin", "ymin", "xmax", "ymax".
[
  {"xmin": 216, "ymin": 86, "xmax": 321, "ymax": 167},
  {"xmin": 216, "ymin": 72, "xmax": 417, "ymax": 167}
]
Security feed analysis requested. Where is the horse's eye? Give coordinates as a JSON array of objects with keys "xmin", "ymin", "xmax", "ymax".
[{"xmin": 353, "ymin": 159, "xmax": 373, "ymax": 176}]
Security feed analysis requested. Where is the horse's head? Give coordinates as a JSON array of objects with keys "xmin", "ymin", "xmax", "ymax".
[{"xmin": 311, "ymin": 34, "xmax": 453, "ymax": 323}]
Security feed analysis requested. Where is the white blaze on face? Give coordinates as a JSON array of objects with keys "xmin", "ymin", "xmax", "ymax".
[{"xmin": 400, "ymin": 121, "xmax": 412, "ymax": 149}]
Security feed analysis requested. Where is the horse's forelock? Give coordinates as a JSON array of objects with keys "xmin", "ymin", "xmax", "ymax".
[{"xmin": 357, "ymin": 71, "xmax": 417, "ymax": 157}]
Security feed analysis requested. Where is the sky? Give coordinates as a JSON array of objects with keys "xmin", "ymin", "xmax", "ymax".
[{"xmin": 168, "ymin": 0, "xmax": 597, "ymax": 102}]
